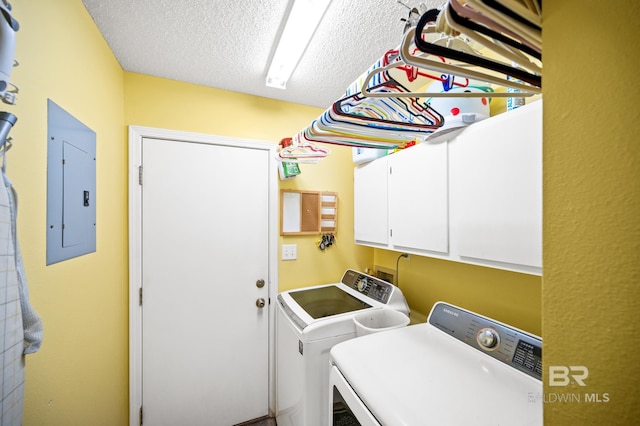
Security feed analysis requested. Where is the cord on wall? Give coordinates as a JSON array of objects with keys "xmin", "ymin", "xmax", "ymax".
[{"xmin": 395, "ymin": 252, "xmax": 409, "ymax": 288}]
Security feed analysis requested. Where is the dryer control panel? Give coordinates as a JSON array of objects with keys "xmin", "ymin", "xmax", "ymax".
[
  {"xmin": 428, "ymin": 302, "xmax": 542, "ymax": 380},
  {"xmin": 341, "ymin": 269, "xmax": 393, "ymax": 304}
]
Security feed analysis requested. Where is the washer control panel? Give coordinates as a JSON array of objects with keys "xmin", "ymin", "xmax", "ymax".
[
  {"xmin": 341, "ymin": 269, "xmax": 393, "ymax": 304},
  {"xmin": 428, "ymin": 302, "xmax": 542, "ymax": 380}
]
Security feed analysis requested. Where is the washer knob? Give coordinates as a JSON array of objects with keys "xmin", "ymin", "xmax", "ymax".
[
  {"xmin": 357, "ymin": 278, "xmax": 368, "ymax": 292},
  {"xmin": 477, "ymin": 328, "xmax": 500, "ymax": 350}
]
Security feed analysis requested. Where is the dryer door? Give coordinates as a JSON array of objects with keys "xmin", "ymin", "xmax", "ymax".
[{"xmin": 329, "ymin": 366, "xmax": 381, "ymax": 426}]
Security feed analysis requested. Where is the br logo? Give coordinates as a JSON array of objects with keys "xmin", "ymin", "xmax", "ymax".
[{"xmin": 548, "ymin": 366, "xmax": 589, "ymax": 386}]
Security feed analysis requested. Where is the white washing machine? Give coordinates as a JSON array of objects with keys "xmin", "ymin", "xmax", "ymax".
[
  {"xmin": 275, "ymin": 269, "xmax": 409, "ymax": 426},
  {"xmin": 329, "ymin": 301, "xmax": 543, "ymax": 425}
]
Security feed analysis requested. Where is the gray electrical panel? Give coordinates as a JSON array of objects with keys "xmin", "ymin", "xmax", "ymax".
[{"xmin": 46, "ymin": 99, "xmax": 96, "ymax": 265}]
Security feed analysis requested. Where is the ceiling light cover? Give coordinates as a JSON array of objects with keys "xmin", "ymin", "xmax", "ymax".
[{"xmin": 266, "ymin": 0, "xmax": 333, "ymax": 89}]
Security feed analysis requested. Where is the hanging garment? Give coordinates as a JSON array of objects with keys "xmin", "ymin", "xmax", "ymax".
[
  {"xmin": 0, "ymin": 170, "xmax": 43, "ymax": 426},
  {"xmin": 3, "ymin": 172, "xmax": 43, "ymax": 353}
]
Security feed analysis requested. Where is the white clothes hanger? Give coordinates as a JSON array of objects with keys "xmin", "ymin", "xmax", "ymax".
[
  {"xmin": 463, "ymin": 0, "xmax": 541, "ymax": 50},
  {"xmin": 492, "ymin": 0, "xmax": 541, "ymax": 27},
  {"xmin": 276, "ymin": 136, "xmax": 331, "ymax": 163},
  {"xmin": 442, "ymin": 4, "xmax": 542, "ymax": 74},
  {"xmin": 400, "ymin": 27, "xmax": 541, "ymax": 95},
  {"xmin": 409, "ymin": 8, "xmax": 541, "ymax": 86},
  {"xmin": 448, "ymin": 0, "xmax": 540, "ymax": 55}
]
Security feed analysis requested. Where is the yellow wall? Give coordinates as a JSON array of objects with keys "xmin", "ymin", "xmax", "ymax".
[
  {"xmin": 12, "ymin": 1, "xmax": 128, "ymax": 425},
  {"xmin": 10, "ymin": 0, "xmax": 640, "ymax": 425},
  {"xmin": 543, "ymin": 1, "xmax": 640, "ymax": 424},
  {"xmin": 374, "ymin": 251, "xmax": 542, "ymax": 334},
  {"xmin": 124, "ymin": 72, "xmax": 374, "ymax": 291}
]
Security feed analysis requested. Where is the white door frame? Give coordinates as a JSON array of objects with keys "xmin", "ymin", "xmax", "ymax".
[{"xmin": 128, "ymin": 126, "xmax": 279, "ymax": 426}]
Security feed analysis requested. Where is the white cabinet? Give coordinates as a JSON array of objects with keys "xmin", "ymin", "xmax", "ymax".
[
  {"xmin": 353, "ymin": 100, "xmax": 542, "ymax": 275},
  {"xmin": 353, "ymin": 142, "xmax": 448, "ymax": 254},
  {"xmin": 449, "ymin": 101, "xmax": 542, "ymax": 273},
  {"xmin": 354, "ymin": 157, "xmax": 389, "ymax": 246},
  {"xmin": 388, "ymin": 142, "xmax": 448, "ymax": 254}
]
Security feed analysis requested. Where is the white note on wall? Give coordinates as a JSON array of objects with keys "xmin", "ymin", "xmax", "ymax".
[{"xmin": 282, "ymin": 192, "xmax": 301, "ymax": 232}]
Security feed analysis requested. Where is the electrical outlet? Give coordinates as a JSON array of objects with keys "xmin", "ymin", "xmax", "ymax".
[{"xmin": 282, "ymin": 244, "xmax": 297, "ymax": 260}]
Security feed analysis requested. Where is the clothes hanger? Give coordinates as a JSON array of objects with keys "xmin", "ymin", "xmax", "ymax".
[
  {"xmin": 301, "ymin": 120, "xmax": 414, "ymax": 149},
  {"xmin": 399, "ymin": 27, "xmax": 541, "ymax": 94},
  {"xmin": 382, "ymin": 45, "xmax": 476, "ymax": 90},
  {"xmin": 358, "ymin": 7, "xmax": 539, "ymax": 98},
  {"xmin": 346, "ymin": 45, "xmax": 471, "ymax": 101},
  {"xmin": 328, "ymin": 52, "xmax": 447, "ymax": 131},
  {"xmin": 463, "ymin": 0, "xmax": 541, "ymax": 49},
  {"xmin": 333, "ymin": 81, "xmax": 444, "ymax": 129},
  {"xmin": 448, "ymin": 0, "xmax": 540, "ymax": 55},
  {"xmin": 344, "ymin": 50, "xmax": 397, "ymax": 97},
  {"xmin": 412, "ymin": 9, "xmax": 541, "ymax": 87},
  {"xmin": 330, "ymin": 102, "xmax": 429, "ymax": 131},
  {"xmin": 318, "ymin": 108, "xmax": 438, "ymax": 142},
  {"xmin": 381, "ymin": 47, "xmax": 473, "ymax": 90},
  {"xmin": 276, "ymin": 136, "xmax": 331, "ymax": 163},
  {"xmin": 446, "ymin": 1, "xmax": 541, "ymax": 60},
  {"xmin": 444, "ymin": 2, "xmax": 541, "ymax": 74},
  {"xmin": 360, "ymin": 60, "xmax": 519, "ymax": 98},
  {"xmin": 480, "ymin": 0, "xmax": 541, "ymax": 29},
  {"xmin": 294, "ymin": 55, "xmax": 445, "ymax": 151},
  {"xmin": 491, "ymin": 0, "xmax": 541, "ymax": 27},
  {"xmin": 0, "ymin": 111, "xmax": 15, "ymax": 161},
  {"xmin": 313, "ymin": 104, "xmax": 434, "ymax": 148}
]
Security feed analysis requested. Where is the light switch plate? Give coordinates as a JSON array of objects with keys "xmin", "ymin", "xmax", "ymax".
[{"xmin": 282, "ymin": 244, "xmax": 297, "ymax": 260}]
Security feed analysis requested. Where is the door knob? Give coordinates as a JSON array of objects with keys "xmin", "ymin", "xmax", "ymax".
[
  {"xmin": 256, "ymin": 298, "xmax": 266, "ymax": 308},
  {"xmin": 256, "ymin": 279, "xmax": 265, "ymax": 288}
]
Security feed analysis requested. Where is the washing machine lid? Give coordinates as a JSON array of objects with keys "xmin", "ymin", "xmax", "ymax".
[
  {"xmin": 277, "ymin": 283, "xmax": 378, "ymax": 337},
  {"xmin": 277, "ymin": 270, "xmax": 409, "ymax": 336},
  {"xmin": 288, "ymin": 285, "xmax": 372, "ymax": 319}
]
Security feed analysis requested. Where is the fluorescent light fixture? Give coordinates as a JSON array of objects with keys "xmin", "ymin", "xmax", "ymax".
[{"xmin": 266, "ymin": 0, "xmax": 333, "ymax": 89}]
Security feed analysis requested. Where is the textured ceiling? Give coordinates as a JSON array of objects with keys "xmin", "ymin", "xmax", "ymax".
[{"xmin": 82, "ymin": 0, "xmax": 446, "ymax": 108}]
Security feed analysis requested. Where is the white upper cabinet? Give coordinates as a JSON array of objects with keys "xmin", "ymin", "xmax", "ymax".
[
  {"xmin": 353, "ymin": 100, "xmax": 542, "ymax": 275},
  {"xmin": 449, "ymin": 101, "xmax": 542, "ymax": 273},
  {"xmin": 354, "ymin": 157, "xmax": 389, "ymax": 246},
  {"xmin": 388, "ymin": 142, "xmax": 448, "ymax": 254}
]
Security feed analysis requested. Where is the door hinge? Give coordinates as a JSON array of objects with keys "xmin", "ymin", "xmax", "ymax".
[
  {"xmin": 138, "ymin": 165, "xmax": 143, "ymax": 185},
  {"xmin": 139, "ymin": 287, "xmax": 143, "ymax": 306},
  {"xmin": 139, "ymin": 406, "xmax": 143, "ymax": 426},
  {"xmin": 389, "ymin": 166, "xmax": 392, "ymax": 175},
  {"xmin": 390, "ymin": 229, "xmax": 393, "ymax": 237}
]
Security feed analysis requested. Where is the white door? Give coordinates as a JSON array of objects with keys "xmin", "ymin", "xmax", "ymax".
[{"xmin": 138, "ymin": 136, "xmax": 272, "ymax": 425}]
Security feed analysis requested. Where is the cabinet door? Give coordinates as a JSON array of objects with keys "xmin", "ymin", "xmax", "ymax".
[
  {"xmin": 354, "ymin": 158, "xmax": 388, "ymax": 246},
  {"xmin": 450, "ymin": 101, "xmax": 542, "ymax": 270},
  {"xmin": 389, "ymin": 142, "xmax": 448, "ymax": 254}
]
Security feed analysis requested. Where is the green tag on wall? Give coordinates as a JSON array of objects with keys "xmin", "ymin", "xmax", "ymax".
[{"xmin": 279, "ymin": 161, "xmax": 301, "ymax": 180}]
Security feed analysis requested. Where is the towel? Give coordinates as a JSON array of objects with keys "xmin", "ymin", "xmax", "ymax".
[{"xmin": 2, "ymin": 172, "xmax": 43, "ymax": 354}]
